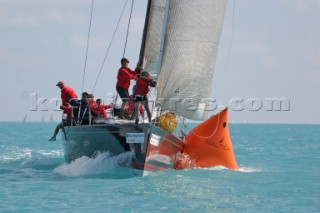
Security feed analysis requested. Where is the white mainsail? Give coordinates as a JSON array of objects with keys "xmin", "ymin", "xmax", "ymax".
[{"xmin": 155, "ymin": 0, "xmax": 228, "ymax": 121}]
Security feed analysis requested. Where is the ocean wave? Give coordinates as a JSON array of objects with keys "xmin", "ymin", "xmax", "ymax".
[
  {"xmin": 53, "ymin": 152, "xmax": 135, "ymax": 177},
  {"xmin": 0, "ymin": 147, "xmax": 32, "ymax": 162},
  {"xmin": 199, "ymin": 166, "xmax": 262, "ymax": 173},
  {"xmin": 0, "ymin": 146, "xmax": 63, "ymax": 162},
  {"xmin": 238, "ymin": 167, "xmax": 263, "ymax": 173}
]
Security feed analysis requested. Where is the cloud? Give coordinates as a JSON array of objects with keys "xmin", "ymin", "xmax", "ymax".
[
  {"xmin": 70, "ymin": 34, "xmax": 106, "ymax": 49},
  {"xmin": 9, "ymin": 15, "xmax": 39, "ymax": 27},
  {"xmin": 306, "ymin": 48, "xmax": 320, "ymax": 69},
  {"xmin": 0, "ymin": 0, "xmax": 89, "ymax": 6},
  {"xmin": 0, "ymin": 0, "xmax": 145, "ymax": 29},
  {"xmin": 70, "ymin": 34, "xmax": 88, "ymax": 49},
  {"xmin": 45, "ymin": 8, "xmax": 64, "ymax": 22},
  {"xmin": 129, "ymin": 16, "xmax": 145, "ymax": 34},
  {"xmin": 0, "ymin": 7, "xmax": 39, "ymax": 27},
  {"xmin": 0, "ymin": 47, "xmax": 5, "ymax": 58},
  {"xmin": 0, "ymin": 1, "xmax": 88, "ymax": 27},
  {"xmin": 310, "ymin": 72, "xmax": 320, "ymax": 80},
  {"xmin": 230, "ymin": 29, "xmax": 281, "ymax": 68},
  {"xmin": 304, "ymin": 47, "xmax": 320, "ymax": 82},
  {"xmin": 283, "ymin": 0, "xmax": 320, "ymax": 11}
]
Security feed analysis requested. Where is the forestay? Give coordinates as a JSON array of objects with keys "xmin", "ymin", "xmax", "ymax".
[{"xmin": 156, "ymin": 0, "xmax": 228, "ymax": 121}]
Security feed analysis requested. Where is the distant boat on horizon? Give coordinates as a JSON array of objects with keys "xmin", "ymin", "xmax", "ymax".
[{"xmin": 23, "ymin": 114, "xmax": 28, "ymax": 122}]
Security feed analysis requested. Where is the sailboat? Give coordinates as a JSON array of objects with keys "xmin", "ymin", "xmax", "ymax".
[
  {"xmin": 23, "ymin": 114, "xmax": 28, "ymax": 122},
  {"xmin": 61, "ymin": 0, "xmax": 238, "ymax": 176}
]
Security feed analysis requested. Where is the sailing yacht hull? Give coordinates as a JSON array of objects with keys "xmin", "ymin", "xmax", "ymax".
[
  {"xmin": 61, "ymin": 123, "xmax": 185, "ymax": 176},
  {"xmin": 61, "ymin": 109, "xmax": 238, "ymax": 175}
]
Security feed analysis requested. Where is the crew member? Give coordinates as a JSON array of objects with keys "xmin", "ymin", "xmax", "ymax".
[
  {"xmin": 87, "ymin": 94, "xmax": 96, "ymax": 108},
  {"xmin": 133, "ymin": 71, "xmax": 156, "ymax": 124},
  {"xmin": 56, "ymin": 81, "xmax": 78, "ymax": 105},
  {"xmin": 49, "ymin": 102, "xmax": 72, "ymax": 141},
  {"xmin": 116, "ymin": 57, "xmax": 139, "ymax": 119},
  {"xmin": 93, "ymin": 99, "xmax": 112, "ymax": 118},
  {"xmin": 128, "ymin": 95, "xmax": 144, "ymax": 120}
]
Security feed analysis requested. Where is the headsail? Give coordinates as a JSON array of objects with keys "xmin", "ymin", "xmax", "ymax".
[
  {"xmin": 142, "ymin": 0, "xmax": 167, "ymax": 78},
  {"xmin": 156, "ymin": 0, "xmax": 228, "ymax": 120}
]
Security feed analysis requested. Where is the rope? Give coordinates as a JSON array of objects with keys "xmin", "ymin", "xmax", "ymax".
[
  {"xmin": 220, "ymin": 0, "xmax": 236, "ymax": 113},
  {"xmin": 177, "ymin": 112, "xmax": 222, "ymax": 139},
  {"xmin": 223, "ymin": 0, "xmax": 236, "ymax": 75},
  {"xmin": 189, "ymin": 112, "xmax": 221, "ymax": 139},
  {"xmin": 123, "ymin": 0, "xmax": 134, "ymax": 57},
  {"xmin": 91, "ymin": 0, "xmax": 130, "ymax": 93},
  {"xmin": 79, "ymin": 0, "xmax": 94, "ymax": 120}
]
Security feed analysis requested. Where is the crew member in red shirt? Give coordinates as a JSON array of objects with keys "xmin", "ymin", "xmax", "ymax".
[
  {"xmin": 116, "ymin": 58, "xmax": 139, "ymax": 119},
  {"xmin": 49, "ymin": 102, "xmax": 72, "ymax": 141},
  {"xmin": 133, "ymin": 71, "xmax": 156, "ymax": 124},
  {"xmin": 60, "ymin": 103, "xmax": 73, "ymax": 123},
  {"xmin": 87, "ymin": 94, "xmax": 96, "ymax": 108},
  {"xmin": 93, "ymin": 99, "xmax": 112, "ymax": 118},
  {"xmin": 128, "ymin": 95, "xmax": 143, "ymax": 119},
  {"xmin": 56, "ymin": 81, "xmax": 78, "ymax": 105}
]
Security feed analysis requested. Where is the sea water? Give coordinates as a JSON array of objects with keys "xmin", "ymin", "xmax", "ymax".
[{"xmin": 0, "ymin": 122, "xmax": 319, "ymax": 212}]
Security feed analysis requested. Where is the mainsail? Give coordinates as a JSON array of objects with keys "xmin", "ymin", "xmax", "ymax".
[{"xmin": 155, "ymin": 0, "xmax": 228, "ymax": 121}]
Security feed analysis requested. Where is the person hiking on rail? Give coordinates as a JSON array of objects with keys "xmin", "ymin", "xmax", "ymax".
[{"xmin": 49, "ymin": 102, "xmax": 72, "ymax": 141}]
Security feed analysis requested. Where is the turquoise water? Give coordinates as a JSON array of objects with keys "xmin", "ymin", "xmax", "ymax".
[{"xmin": 0, "ymin": 123, "xmax": 319, "ymax": 212}]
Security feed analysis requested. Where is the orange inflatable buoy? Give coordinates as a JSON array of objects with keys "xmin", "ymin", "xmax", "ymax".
[{"xmin": 175, "ymin": 108, "xmax": 238, "ymax": 170}]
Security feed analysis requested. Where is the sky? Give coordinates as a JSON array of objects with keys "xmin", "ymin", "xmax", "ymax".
[{"xmin": 0, "ymin": 0, "xmax": 319, "ymax": 124}]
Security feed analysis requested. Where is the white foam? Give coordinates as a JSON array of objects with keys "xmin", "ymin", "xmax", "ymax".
[
  {"xmin": 0, "ymin": 147, "xmax": 32, "ymax": 161},
  {"xmin": 238, "ymin": 167, "xmax": 263, "ymax": 173},
  {"xmin": 203, "ymin": 166, "xmax": 228, "ymax": 171},
  {"xmin": 197, "ymin": 166, "xmax": 262, "ymax": 173},
  {"xmin": 37, "ymin": 150, "xmax": 64, "ymax": 157},
  {"xmin": 0, "ymin": 146, "xmax": 63, "ymax": 162},
  {"xmin": 53, "ymin": 152, "xmax": 134, "ymax": 177}
]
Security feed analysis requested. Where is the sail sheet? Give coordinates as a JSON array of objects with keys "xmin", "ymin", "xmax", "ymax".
[
  {"xmin": 156, "ymin": 0, "xmax": 228, "ymax": 120},
  {"xmin": 143, "ymin": 0, "xmax": 167, "ymax": 78}
]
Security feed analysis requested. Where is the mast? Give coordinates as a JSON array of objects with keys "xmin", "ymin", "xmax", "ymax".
[{"xmin": 138, "ymin": 0, "xmax": 152, "ymax": 68}]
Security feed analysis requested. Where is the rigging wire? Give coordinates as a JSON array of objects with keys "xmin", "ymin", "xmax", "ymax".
[
  {"xmin": 81, "ymin": 0, "xmax": 95, "ymax": 94},
  {"xmin": 220, "ymin": 0, "xmax": 236, "ymax": 119},
  {"xmin": 91, "ymin": 0, "xmax": 131, "ymax": 93},
  {"xmin": 223, "ymin": 0, "xmax": 236, "ymax": 75},
  {"xmin": 78, "ymin": 0, "xmax": 94, "ymax": 122},
  {"xmin": 217, "ymin": 0, "xmax": 236, "ymax": 119},
  {"xmin": 123, "ymin": 0, "xmax": 134, "ymax": 57}
]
